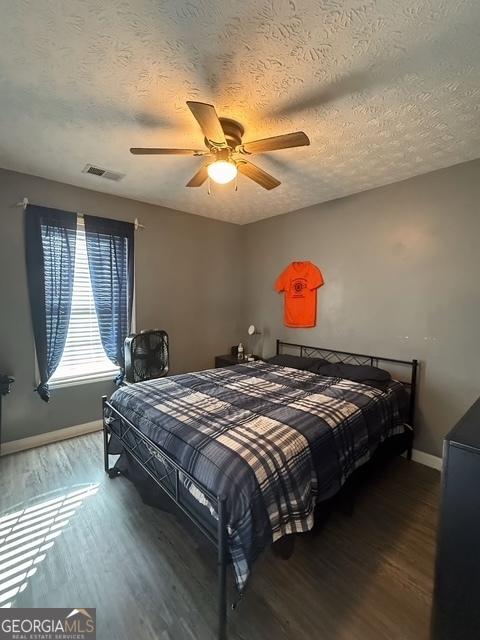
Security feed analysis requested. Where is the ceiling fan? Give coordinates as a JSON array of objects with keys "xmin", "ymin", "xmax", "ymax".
[{"xmin": 130, "ymin": 101, "xmax": 310, "ymax": 190}]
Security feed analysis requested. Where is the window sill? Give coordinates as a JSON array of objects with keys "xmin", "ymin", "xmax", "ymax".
[{"xmin": 49, "ymin": 371, "xmax": 119, "ymax": 389}]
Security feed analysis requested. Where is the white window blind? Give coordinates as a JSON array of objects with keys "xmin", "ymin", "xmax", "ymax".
[{"xmin": 50, "ymin": 219, "xmax": 119, "ymax": 384}]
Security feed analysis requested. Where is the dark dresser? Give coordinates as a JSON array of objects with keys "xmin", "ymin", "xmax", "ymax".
[{"xmin": 432, "ymin": 396, "xmax": 480, "ymax": 640}]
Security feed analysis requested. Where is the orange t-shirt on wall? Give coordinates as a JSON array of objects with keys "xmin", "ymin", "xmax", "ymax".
[{"xmin": 275, "ymin": 261, "xmax": 324, "ymax": 328}]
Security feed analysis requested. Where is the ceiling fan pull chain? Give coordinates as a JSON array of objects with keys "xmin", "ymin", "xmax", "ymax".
[
  {"xmin": 207, "ymin": 176, "xmax": 211, "ymax": 195},
  {"xmin": 234, "ymin": 172, "xmax": 238, "ymax": 192}
]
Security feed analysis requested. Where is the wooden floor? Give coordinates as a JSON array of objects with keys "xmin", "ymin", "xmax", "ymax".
[{"xmin": 0, "ymin": 433, "xmax": 440, "ymax": 640}]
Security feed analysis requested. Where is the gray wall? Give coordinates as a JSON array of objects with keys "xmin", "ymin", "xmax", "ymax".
[
  {"xmin": 0, "ymin": 168, "xmax": 243, "ymax": 443},
  {"xmin": 243, "ymin": 159, "xmax": 480, "ymax": 458},
  {"xmin": 2, "ymin": 160, "xmax": 479, "ymax": 456}
]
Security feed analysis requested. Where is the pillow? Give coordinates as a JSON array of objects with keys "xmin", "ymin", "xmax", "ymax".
[
  {"xmin": 267, "ymin": 354, "xmax": 329, "ymax": 371},
  {"xmin": 310, "ymin": 362, "xmax": 391, "ymax": 389}
]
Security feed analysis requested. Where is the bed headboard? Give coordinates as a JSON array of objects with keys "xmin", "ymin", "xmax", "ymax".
[{"xmin": 276, "ymin": 340, "xmax": 418, "ymax": 426}]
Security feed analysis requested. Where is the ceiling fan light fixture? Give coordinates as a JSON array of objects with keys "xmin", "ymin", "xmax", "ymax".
[
  {"xmin": 207, "ymin": 160, "xmax": 237, "ymax": 184},
  {"xmin": 131, "ymin": 100, "xmax": 310, "ymax": 191}
]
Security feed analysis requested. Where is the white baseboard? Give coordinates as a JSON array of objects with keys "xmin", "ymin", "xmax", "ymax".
[
  {"xmin": 1, "ymin": 420, "xmax": 103, "ymax": 456},
  {"xmin": 410, "ymin": 448, "xmax": 443, "ymax": 471},
  {"xmin": 1, "ymin": 423, "xmax": 444, "ymax": 472}
]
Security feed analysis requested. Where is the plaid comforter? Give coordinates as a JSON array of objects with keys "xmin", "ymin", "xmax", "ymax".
[{"xmin": 107, "ymin": 360, "xmax": 408, "ymax": 591}]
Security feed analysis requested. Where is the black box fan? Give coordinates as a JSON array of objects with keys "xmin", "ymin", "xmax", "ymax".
[{"xmin": 124, "ymin": 330, "xmax": 169, "ymax": 383}]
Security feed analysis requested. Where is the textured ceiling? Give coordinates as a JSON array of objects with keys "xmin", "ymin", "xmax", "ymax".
[{"xmin": 0, "ymin": 0, "xmax": 479, "ymax": 224}]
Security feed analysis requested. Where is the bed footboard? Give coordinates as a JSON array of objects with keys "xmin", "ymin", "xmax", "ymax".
[{"xmin": 102, "ymin": 396, "xmax": 229, "ymax": 640}]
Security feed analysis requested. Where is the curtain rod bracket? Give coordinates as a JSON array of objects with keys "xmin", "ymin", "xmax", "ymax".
[{"xmin": 16, "ymin": 197, "xmax": 29, "ymax": 210}]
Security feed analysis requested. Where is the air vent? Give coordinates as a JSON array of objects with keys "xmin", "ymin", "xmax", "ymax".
[{"xmin": 82, "ymin": 164, "xmax": 125, "ymax": 181}]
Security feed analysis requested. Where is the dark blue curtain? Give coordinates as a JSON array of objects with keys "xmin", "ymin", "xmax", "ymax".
[
  {"xmin": 83, "ymin": 215, "xmax": 134, "ymax": 383},
  {"xmin": 25, "ymin": 205, "xmax": 77, "ymax": 401}
]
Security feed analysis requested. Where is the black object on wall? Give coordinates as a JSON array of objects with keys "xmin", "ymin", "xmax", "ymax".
[
  {"xmin": 432, "ymin": 396, "xmax": 480, "ymax": 640},
  {"xmin": 0, "ymin": 374, "xmax": 15, "ymax": 455}
]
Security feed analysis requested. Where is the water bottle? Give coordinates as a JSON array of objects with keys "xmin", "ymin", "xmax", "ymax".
[{"xmin": 238, "ymin": 342, "xmax": 244, "ymax": 361}]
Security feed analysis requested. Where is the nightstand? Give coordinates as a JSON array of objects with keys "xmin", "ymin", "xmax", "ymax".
[{"xmin": 214, "ymin": 354, "xmax": 260, "ymax": 368}]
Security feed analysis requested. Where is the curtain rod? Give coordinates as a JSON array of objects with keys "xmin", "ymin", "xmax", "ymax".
[{"xmin": 16, "ymin": 197, "xmax": 145, "ymax": 231}]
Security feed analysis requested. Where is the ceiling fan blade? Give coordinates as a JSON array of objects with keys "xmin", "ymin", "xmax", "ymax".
[
  {"xmin": 186, "ymin": 165, "xmax": 209, "ymax": 187},
  {"xmin": 241, "ymin": 131, "xmax": 310, "ymax": 154},
  {"xmin": 237, "ymin": 161, "xmax": 281, "ymax": 190},
  {"xmin": 130, "ymin": 147, "xmax": 203, "ymax": 155},
  {"xmin": 186, "ymin": 101, "xmax": 227, "ymax": 148}
]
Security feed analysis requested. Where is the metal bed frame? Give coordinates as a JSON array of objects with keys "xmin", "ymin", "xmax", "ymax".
[{"xmin": 102, "ymin": 340, "xmax": 419, "ymax": 640}]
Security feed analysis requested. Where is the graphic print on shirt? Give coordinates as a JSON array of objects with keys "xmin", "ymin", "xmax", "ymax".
[
  {"xmin": 275, "ymin": 261, "xmax": 324, "ymax": 328},
  {"xmin": 292, "ymin": 278, "xmax": 307, "ymax": 297}
]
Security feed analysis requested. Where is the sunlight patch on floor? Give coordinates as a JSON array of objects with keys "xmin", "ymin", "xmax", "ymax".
[{"xmin": 0, "ymin": 484, "xmax": 99, "ymax": 608}]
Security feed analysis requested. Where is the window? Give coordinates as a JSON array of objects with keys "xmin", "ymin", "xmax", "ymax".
[{"xmin": 50, "ymin": 219, "xmax": 119, "ymax": 385}]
